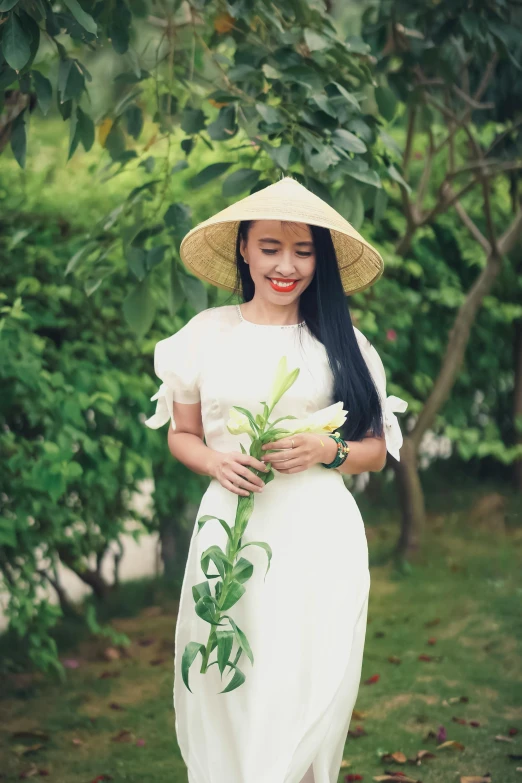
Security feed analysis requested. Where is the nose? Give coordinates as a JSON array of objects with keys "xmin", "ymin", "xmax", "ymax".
[{"xmin": 273, "ymin": 249, "xmax": 298, "ymax": 276}]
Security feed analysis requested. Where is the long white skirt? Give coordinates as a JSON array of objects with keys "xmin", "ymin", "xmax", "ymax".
[{"xmin": 173, "ymin": 464, "xmax": 371, "ymax": 783}]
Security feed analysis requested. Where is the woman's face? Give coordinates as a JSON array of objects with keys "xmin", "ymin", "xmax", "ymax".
[{"xmin": 239, "ymin": 220, "xmax": 316, "ymax": 301}]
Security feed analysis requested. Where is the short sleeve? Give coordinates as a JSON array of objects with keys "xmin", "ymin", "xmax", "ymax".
[
  {"xmin": 354, "ymin": 327, "xmax": 408, "ymax": 461},
  {"xmin": 144, "ymin": 309, "xmax": 212, "ymax": 430}
]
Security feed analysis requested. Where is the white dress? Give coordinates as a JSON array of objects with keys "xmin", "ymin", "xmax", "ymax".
[{"xmin": 145, "ymin": 303, "xmax": 407, "ymax": 783}]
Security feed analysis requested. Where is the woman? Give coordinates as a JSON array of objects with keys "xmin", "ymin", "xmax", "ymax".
[{"xmin": 145, "ymin": 177, "xmax": 408, "ymax": 783}]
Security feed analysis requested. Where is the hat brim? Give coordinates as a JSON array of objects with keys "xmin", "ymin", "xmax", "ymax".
[{"xmin": 179, "ymin": 178, "xmax": 384, "ymax": 295}]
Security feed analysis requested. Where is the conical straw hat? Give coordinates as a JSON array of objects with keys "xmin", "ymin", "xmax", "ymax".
[{"xmin": 179, "ymin": 176, "xmax": 383, "ymax": 295}]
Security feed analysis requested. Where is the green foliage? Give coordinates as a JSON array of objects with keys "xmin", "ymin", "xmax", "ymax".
[
  {"xmin": 0, "ymin": 164, "xmax": 210, "ymax": 675},
  {"xmin": 0, "ymin": 0, "xmax": 413, "ymax": 320}
]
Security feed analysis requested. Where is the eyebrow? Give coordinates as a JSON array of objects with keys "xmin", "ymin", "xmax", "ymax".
[{"xmin": 258, "ymin": 237, "xmax": 314, "ymax": 247}]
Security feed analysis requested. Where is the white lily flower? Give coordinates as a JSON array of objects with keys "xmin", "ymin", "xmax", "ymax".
[
  {"xmin": 227, "ymin": 408, "xmax": 254, "ymax": 436},
  {"xmin": 275, "ymin": 401, "xmax": 348, "ymax": 436}
]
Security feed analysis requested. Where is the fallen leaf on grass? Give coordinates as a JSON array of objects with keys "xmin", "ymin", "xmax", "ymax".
[
  {"xmin": 426, "ymin": 638, "xmax": 437, "ymax": 645},
  {"xmin": 109, "ymin": 702, "xmax": 125, "ymax": 710},
  {"xmin": 364, "ymin": 674, "xmax": 380, "ymax": 685},
  {"xmin": 98, "ymin": 671, "xmax": 120, "ymax": 679},
  {"xmin": 495, "ymin": 735, "xmax": 515, "ymax": 742},
  {"xmin": 424, "ymin": 617, "xmax": 441, "ymax": 627},
  {"xmin": 352, "ymin": 710, "xmax": 367, "ymax": 720},
  {"xmin": 414, "ymin": 750, "xmax": 436, "ymax": 763},
  {"xmin": 437, "ymin": 740, "xmax": 465, "ymax": 751},
  {"xmin": 18, "ymin": 764, "xmax": 50, "ymax": 778},
  {"xmin": 72, "ymin": 738, "xmax": 84, "ymax": 746},
  {"xmin": 340, "ymin": 759, "xmax": 352, "ymax": 768},
  {"xmin": 508, "ymin": 727, "xmax": 519, "ymax": 736},
  {"xmin": 103, "ymin": 647, "xmax": 120, "ymax": 661},
  {"xmin": 443, "ymin": 696, "xmax": 469, "ymax": 705},
  {"xmin": 459, "ymin": 776, "xmax": 491, "ymax": 783},
  {"xmin": 381, "ymin": 752, "xmax": 407, "ymax": 764},
  {"xmin": 111, "ymin": 729, "xmax": 134, "ymax": 743},
  {"xmin": 345, "ymin": 775, "xmax": 363, "ymax": 781},
  {"xmin": 348, "ymin": 726, "xmax": 367, "ymax": 738},
  {"xmin": 373, "ymin": 774, "xmax": 422, "ymax": 782},
  {"xmin": 137, "ymin": 637, "xmax": 156, "ymax": 647},
  {"xmin": 136, "ymin": 738, "xmax": 146, "ymax": 746},
  {"xmin": 388, "ymin": 656, "xmax": 402, "ymax": 664}
]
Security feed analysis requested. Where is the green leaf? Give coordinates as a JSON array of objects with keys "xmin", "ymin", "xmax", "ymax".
[
  {"xmin": 218, "ymin": 661, "xmax": 246, "ymax": 694},
  {"xmin": 335, "ymin": 186, "xmax": 365, "ymax": 230},
  {"xmin": 375, "ymin": 85, "xmax": 397, "ymax": 122},
  {"xmin": 196, "ymin": 514, "xmax": 233, "ymax": 543},
  {"xmin": 77, "ymin": 106, "xmax": 94, "ymax": 150},
  {"xmin": 222, "ymin": 168, "xmax": 260, "ymax": 197},
  {"xmin": 181, "ymin": 641, "xmax": 205, "ymax": 693},
  {"xmin": 345, "ymin": 35, "xmax": 370, "ymax": 55},
  {"xmin": 311, "ymin": 93, "xmax": 337, "ymax": 118},
  {"xmin": 63, "ymin": 0, "xmax": 97, "ymax": 34},
  {"xmin": 339, "ymin": 159, "xmax": 381, "ymax": 188},
  {"xmin": 388, "ymin": 164, "xmax": 412, "ymax": 194},
  {"xmin": 266, "ymin": 144, "xmax": 299, "ymax": 171},
  {"xmin": 225, "ymin": 614, "xmax": 254, "ymax": 665},
  {"xmin": 58, "ymin": 59, "xmax": 85, "ymax": 103},
  {"xmin": 125, "ymin": 104, "xmax": 143, "ymax": 139},
  {"xmin": 127, "ymin": 247, "xmax": 146, "ymax": 280},
  {"xmin": 32, "ymin": 70, "xmax": 52, "ymax": 115},
  {"xmin": 331, "ymin": 128, "xmax": 367, "ymax": 154},
  {"xmin": 189, "ymin": 162, "xmax": 233, "ymax": 188},
  {"xmin": 219, "ymin": 580, "xmax": 246, "ymax": 610},
  {"xmin": 330, "ymin": 81, "xmax": 360, "ymax": 108},
  {"xmin": 10, "ymin": 109, "xmax": 26, "ymax": 168},
  {"xmin": 146, "ymin": 244, "xmax": 168, "ymax": 270},
  {"xmin": 181, "ymin": 273, "xmax": 208, "ymax": 312},
  {"xmin": 122, "ymin": 279, "xmax": 156, "ymax": 337},
  {"xmin": 216, "ymin": 630, "xmax": 235, "ymax": 676},
  {"xmin": 181, "ymin": 107, "xmax": 206, "ymax": 134},
  {"xmin": 307, "ymin": 145, "xmax": 340, "ymax": 172},
  {"xmin": 164, "ymin": 202, "xmax": 191, "ymax": 250},
  {"xmin": 3, "ymin": 12, "xmax": 31, "ymax": 71},
  {"xmin": 304, "ymin": 28, "xmax": 330, "ymax": 51},
  {"xmin": 231, "ymin": 557, "xmax": 254, "ymax": 584},
  {"xmin": 236, "ymin": 540, "xmax": 273, "ymax": 580},
  {"xmin": 255, "ymin": 102, "xmax": 284, "ymax": 126},
  {"xmin": 207, "ymin": 105, "xmax": 237, "ymax": 141},
  {"xmin": 104, "ymin": 122, "xmax": 126, "ymax": 160}
]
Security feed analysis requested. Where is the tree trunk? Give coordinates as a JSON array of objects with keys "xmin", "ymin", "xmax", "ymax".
[
  {"xmin": 394, "ymin": 437, "xmax": 426, "ymax": 558},
  {"xmin": 513, "ymin": 318, "xmax": 522, "ymax": 491}
]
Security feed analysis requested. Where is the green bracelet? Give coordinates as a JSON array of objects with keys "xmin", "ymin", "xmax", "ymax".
[{"xmin": 321, "ymin": 432, "xmax": 350, "ymax": 469}]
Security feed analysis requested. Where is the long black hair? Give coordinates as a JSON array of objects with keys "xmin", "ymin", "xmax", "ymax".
[{"xmin": 224, "ymin": 219, "xmax": 384, "ymax": 444}]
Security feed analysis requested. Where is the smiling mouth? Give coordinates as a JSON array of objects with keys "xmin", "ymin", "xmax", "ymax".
[{"xmin": 267, "ymin": 277, "xmax": 299, "ymax": 290}]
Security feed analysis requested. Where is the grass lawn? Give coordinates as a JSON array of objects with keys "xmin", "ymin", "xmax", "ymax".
[{"xmin": 1, "ymin": 483, "xmax": 521, "ymax": 783}]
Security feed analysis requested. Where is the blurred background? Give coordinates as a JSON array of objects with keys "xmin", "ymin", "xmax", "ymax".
[{"xmin": 1, "ymin": 0, "xmax": 521, "ymax": 781}]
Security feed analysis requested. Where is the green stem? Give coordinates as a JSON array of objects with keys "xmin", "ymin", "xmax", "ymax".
[{"xmin": 199, "ymin": 417, "xmax": 271, "ymax": 675}]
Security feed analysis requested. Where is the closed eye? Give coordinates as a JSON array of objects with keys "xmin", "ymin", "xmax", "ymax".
[{"xmin": 261, "ymin": 249, "xmax": 312, "ymax": 257}]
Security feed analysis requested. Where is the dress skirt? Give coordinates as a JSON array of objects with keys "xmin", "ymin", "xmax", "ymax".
[{"xmin": 173, "ymin": 464, "xmax": 371, "ymax": 783}]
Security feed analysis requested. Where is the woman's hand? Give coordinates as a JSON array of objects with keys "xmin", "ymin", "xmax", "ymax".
[
  {"xmin": 261, "ymin": 432, "xmax": 337, "ymax": 474},
  {"xmin": 211, "ymin": 450, "xmax": 269, "ymax": 497}
]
